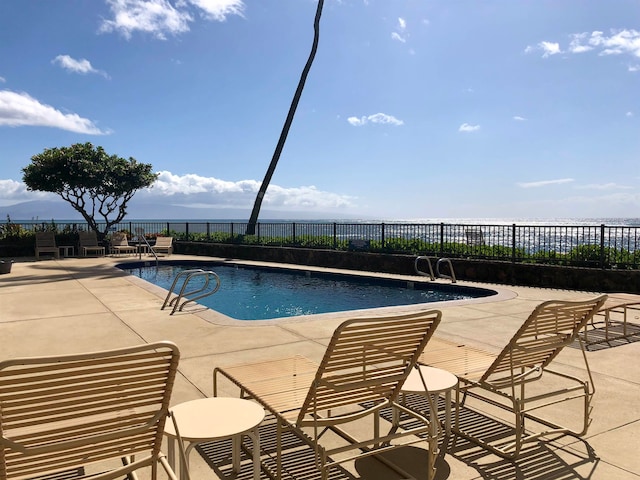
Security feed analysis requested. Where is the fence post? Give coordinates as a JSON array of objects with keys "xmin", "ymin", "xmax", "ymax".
[
  {"xmin": 381, "ymin": 223, "xmax": 385, "ymax": 250},
  {"xmin": 206, "ymin": 222, "xmax": 210, "ymax": 240},
  {"xmin": 333, "ymin": 223, "xmax": 337, "ymax": 250},
  {"xmin": 230, "ymin": 222, "xmax": 234, "ymax": 243},
  {"xmin": 600, "ymin": 224, "xmax": 605, "ymax": 269},
  {"xmin": 292, "ymin": 222, "xmax": 297, "ymax": 245},
  {"xmin": 512, "ymin": 224, "xmax": 516, "ymax": 264},
  {"xmin": 185, "ymin": 222, "xmax": 189, "ymax": 242},
  {"xmin": 439, "ymin": 223, "xmax": 444, "ymax": 256}
]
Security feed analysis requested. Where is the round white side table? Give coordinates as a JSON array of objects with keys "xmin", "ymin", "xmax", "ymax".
[
  {"xmin": 164, "ymin": 397, "xmax": 265, "ymax": 480},
  {"xmin": 397, "ymin": 365, "xmax": 458, "ymax": 436}
]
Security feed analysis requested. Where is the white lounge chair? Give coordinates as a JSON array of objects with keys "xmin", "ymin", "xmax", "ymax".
[
  {"xmin": 152, "ymin": 236, "xmax": 173, "ymax": 255},
  {"xmin": 110, "ymin": 232, "xmax": 136, "ymax": 256},
  {"xmin": 0, "ymin": 341, "xmax": 185, "ymax": 480},
  {"xmin": 215, "ymin": 310, "xmax": 443, "ymax": 480},
  {"xmin": 79, "ymin": 231, "xmax": 105, "ymax": 257},
  {"xmin": 420, "ymin": 295, "xmax": 607, "ymax": 459}
]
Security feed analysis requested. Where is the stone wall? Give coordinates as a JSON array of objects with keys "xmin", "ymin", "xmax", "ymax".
[{"xmin": 176, "ymin": 242, "xmax": 640, "ymax": 294}]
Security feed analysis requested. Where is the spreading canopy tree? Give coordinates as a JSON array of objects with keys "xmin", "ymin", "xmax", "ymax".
[{"xmin": 22, "ymin": 142, "xmax": 157, "ymax": 238}]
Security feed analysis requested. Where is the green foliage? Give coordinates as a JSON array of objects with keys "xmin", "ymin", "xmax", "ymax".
[
  {"xmin": 22, "ymin": 143, "xmax": 157, "ymax": 239},
  {"xmin": 0, "ymin": 215, "xmax": 28, "ymax": 240},
  {"xmin": 567, "ymin": 244, "xmax": 640, "ymax": 268}
]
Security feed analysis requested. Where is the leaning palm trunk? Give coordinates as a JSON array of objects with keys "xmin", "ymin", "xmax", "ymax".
[{"xmin": 245, "ymin": 0, "xmax": 324, "ymax": 235}]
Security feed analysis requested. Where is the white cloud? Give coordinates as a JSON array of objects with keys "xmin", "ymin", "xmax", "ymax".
[
  {"xmin": 391, "ymin": 17, "xmax": 408, "ymax": 43},
  {"xmin": 568, "ymin": 33, "xmax": 594, "ymax": 53},
  {"xmin": 528, "ymin": 29, "xmax": 640, "ymax": 66},
  {"xmin": 629, "ymin": 64, "xmax": 640, "ymax": 72},
  {"xmin": 626, "ymin": 111, "xmax": 634, "ymax": 117},
  {"xmin": 256, "ymin": 184, "xmax": 355, "ymax": 210},
  {"xmin": 188, "ymin": 0, "xmax": 245, "ymax": 21},
  {"xmin": 100, "ymin": 0, "xmax": 192, "ymax": 39},
  {"xmin": 0, "ymin": 179, "xmax": 51, "ymax": 206},
  {"xmin": 540, "ymin": 41, "xmax": 561, "ymax": 57},
  {"xmin": 152, "ymin": 171, "xmax": 255, "ymax": 196},
  {"xmin": 589, "ymin": 29, "xmax": 640, "ymax": 57},
  {"xmin": 391, "ymin": 32, "xmax": 406, "ymax": 43},
  {"xmin": 513, "ymin": 115, "xmax": 526, "ymax": 121},
  {"xmin": 524, "ymin": 41, "xmax": 561, "ymax": 57},
  {"xmin": 52, "ymin": 55, "xmax": 109, "ymax": 78},
  {"xmin": 458, "ymin": 123, "xmax": 480, "ymax": 132},
  {"xmin": 99, "ymin": 0, "xmax": 244, "ymax": 39},
  {"xmin": 0, "ymin": 76, "xmax": 5, "ymax": 83},
  {"xmin": 347, "ymin": 113, "xmax": 404, "ymax": 126},
  {"xmin": 0, "ymin": 172, "xmax": 356, "ymax": 212},
  {"xmin": 0, "ymin": 90, "xmax": 110, "ymax": 134},
  {"xmin": 517, "ymin": 178, "xmax": 574, "ymax": 188}
]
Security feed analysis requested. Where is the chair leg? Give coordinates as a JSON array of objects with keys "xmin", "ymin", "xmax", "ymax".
[{"xmin": 277, "ymin": 420, "xmax": 283, "ymax": 480}]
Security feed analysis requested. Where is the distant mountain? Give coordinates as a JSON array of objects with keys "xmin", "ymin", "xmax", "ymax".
[
  {"xmin": 0, "ymin": 201, "xmax": 82, "ymax": 221},
  {"xmin": 0, "ymin": 199, "xmax": 361, "ymax": 222}
]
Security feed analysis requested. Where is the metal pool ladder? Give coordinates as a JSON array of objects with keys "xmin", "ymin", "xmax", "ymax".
[
  {"xmin": 161, "ymin": 269, "xmax": 221, "ymax": 315},
  {"xmin": 414, "ymin": 256, "xmax": 457, "ymax": 283},
  {"xmin": 134, "ymin": 227, "xmax": 158, "ymax": 266}
]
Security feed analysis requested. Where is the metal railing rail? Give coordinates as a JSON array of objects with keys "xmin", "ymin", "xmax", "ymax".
[
  {"xmin": 161, "ymin": 269, "xmax": 221, "ymax": 315},
  {"xmin": 134, "ymin": 227, "xmax": 158, "ymax": 267},
  {"xmin": 4, "ymin": 220, "xmax": 639, "ymax": 270},
  {"xmin": 414, "ymin": 256, "xmax": 435, "ymax": 280},
  {"xmin": 414, "ymin": 256, "xmax": 457, "ymax": 283}
]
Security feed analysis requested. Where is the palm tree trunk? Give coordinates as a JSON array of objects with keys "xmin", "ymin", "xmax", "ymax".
[{"xmin": 245, "ymin": 0, "xmax": 324, "ymax": 235}]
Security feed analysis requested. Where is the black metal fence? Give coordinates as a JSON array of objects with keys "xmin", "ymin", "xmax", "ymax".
[{"xmin": 3, "ymin": 220, "xmax": 639, "ymax": 269}]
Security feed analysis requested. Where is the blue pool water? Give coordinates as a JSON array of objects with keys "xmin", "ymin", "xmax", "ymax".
[{"xmin": 121, "ymin": 261, "xmax": 495, "ymax": 320}]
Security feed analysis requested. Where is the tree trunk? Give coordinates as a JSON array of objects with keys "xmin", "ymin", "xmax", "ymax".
[{"xmin": 245, "ymin": 0, "xmax": 324, "ymax": 235}]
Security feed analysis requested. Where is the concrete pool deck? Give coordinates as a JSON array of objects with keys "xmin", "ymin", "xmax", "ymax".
[{"xmin": 1, "ymin": 254, "xmax": 639, "ymax": 479}]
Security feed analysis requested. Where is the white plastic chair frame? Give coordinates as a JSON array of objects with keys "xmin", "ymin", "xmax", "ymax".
[
  {"xmin": 420, "ymin": 295, "xmax": 607, "ymax": 459},
  {"xmin": 0, "ymin": 341, "xmax": 187, "ymax": 480},
  {"xmin": 214, "ymin": 310, "xmax": 442, "ymax": 480}
]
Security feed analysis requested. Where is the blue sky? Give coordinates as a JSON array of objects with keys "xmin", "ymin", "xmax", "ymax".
[{"xmin": 1, "ymin": 0, "xmax": 639, "ymax": 221}]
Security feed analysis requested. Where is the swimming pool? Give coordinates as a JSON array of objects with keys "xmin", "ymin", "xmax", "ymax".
[{"xmin": 120, "ymin": 261, "xmax": 496, "ymax": 320}]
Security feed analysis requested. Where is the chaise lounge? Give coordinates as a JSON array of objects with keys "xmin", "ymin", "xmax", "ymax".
[
  {"xmin": 152, "ymin": 236, "xmax": 174, "ymax": 256},
  {"xmin": 214, "ymin": 310, "xmax": 442, "ymax": 480},
  {"xmin": 78, "ymin": 231, "xmax": 105, "ymax": 257},
  {"xmin": 34, "ymin": 232, "xmax": 60, "ymax": 260},
  {"xmin": 419, "ymin": 295, "xmax": 607, "ymax": 459},
  {"xmin": 0, "ymin": 341, "xmax": 184, "ymax": 480},
  {"xmin": 581, "ymin": 293, "xmax": 640, "ymax": 348},
  {"xmin": 110, "ymin": 232, "xmax": 137, "ymax": 256}
]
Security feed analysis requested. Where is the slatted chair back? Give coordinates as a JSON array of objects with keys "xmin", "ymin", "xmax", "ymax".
[
  {"xmin": 0, "ymin": 342, "xmax": 180, "ymax": 480},
  {"xmin": 481, "ymin": 296, "xmax": 607, "ymax": 385},
  {"xmin": 111, "ymin": 232, "xmax": 130, "ymax": 247},
  {"xmin": 35, "ymin": 232, "xmax": 56, "ymax": 248},
  {"xmin": 153, "ymin": 237, "xmax": 173, "ymax": 255},
  {"xmin": 79, "ymin": 231, "xmax": 100, "ymax": 248},
  {"xmin": 34, "ymin": 232, "xmax": 59, "ymax": 260},
  {"xmin": 155, "ymin": 237, "xmax": 173, "ymax": 249},
  {"xmin": 465, "ymin": 228, "xmax": 485, "ymax": 246},
  {"xmin": 297, "ymin": 310, "xmax": 441, "ymax": 426}
]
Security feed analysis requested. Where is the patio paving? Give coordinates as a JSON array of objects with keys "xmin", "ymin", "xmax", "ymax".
[{"xmin": 1, "ymin": 254, "xmax": 639, "ymax": 479}]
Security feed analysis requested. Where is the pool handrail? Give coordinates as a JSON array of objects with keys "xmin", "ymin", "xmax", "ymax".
[
  {"xmin": 161, "ymin": 269, "xmax": 221, "ymax": 315},
  {"xmin": 415, "ymin": 256, "xmax": 457, "ymax": 283}
]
